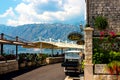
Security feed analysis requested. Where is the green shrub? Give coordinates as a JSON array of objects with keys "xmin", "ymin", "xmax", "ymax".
[
  {"xmin": 85, "ymin": 23, "xmax": 90, "ymax": 27},
  {"xmin": 5, "ymin": 54, "xmax": 16, "ymax": 60},
  {"xmin": 94, "ymin": 16, "xmax": 108, "ymax": 30},
  {"xmin": 93, "ymin": 37, "xmax": 120, "ymax": 64}
]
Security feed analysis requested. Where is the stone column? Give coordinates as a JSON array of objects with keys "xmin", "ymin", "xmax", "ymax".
[{"xmin": 84, "ymin": 27, "xmax": 94, "ymax": 80}]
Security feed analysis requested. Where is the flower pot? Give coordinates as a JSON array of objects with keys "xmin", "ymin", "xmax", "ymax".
[
  {"xmin": 27, "ymin": 62, "xmax": 32, "ymax": 67},
  {"xmin": 32, "ymin": 62, "xmax": 36, "ymax": 66},
  {"xmin": 20, "ymin": 63, "xmax": 26, "ymax": 68}
]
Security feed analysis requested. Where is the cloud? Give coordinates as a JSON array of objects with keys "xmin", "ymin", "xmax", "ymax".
[
  {"xmin": 6, "ymin": 0, "xmax": 86, "ymax": 26},
  {"xmin": 0, "ymin": 7, "xmax": 15, "ymax": 18}
]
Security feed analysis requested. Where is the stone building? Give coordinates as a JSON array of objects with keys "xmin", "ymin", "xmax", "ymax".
[{"xmin": 86, "ymin": 0, "xmax": 120, "ymax": 33}]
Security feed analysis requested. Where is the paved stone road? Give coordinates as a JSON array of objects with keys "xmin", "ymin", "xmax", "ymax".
[{"xmin": 1, "ymin": 63, "xmax": 65, "ymax": 80}]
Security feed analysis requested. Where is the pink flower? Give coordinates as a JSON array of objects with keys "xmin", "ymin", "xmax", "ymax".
[
  {"xmin": 109, "ymin": 31, "xmax": 116, "ymax": 38},
  {"xmin": 100, "ymin": 31, "xmax": 105, "ymax": 40},
  {"xmin": 100, "ymin": 31, "xmax": 105, "ymax": 36}
]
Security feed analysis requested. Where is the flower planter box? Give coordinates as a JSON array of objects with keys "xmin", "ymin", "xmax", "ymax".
[
  {"xmin": 46, "ymin": 57, "xmax": 64, "ymax": 64},
  {"xmin": 0, "ymin": 60, "xmax": 18, "ymax": 74},
  {"xmin": 7, "ymin": 59, "xmax": 16, "ymax": 62},
  {"xmin": 94, "ymin": 64, "xmax": 120, "ymax": 80},
  {"xmin": 0, "ymin": 61, "xmax": 6, "ymax": 63},
  {"xmin": 94, "ymin": 64, "xmax": 109, "ymax": 74}
]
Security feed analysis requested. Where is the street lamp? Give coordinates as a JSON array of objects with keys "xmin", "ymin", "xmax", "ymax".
[{"xmin": 80, "ymin": 24, "xmax": 83, "ymax": 32}]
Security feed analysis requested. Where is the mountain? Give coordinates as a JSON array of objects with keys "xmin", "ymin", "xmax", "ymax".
[
  {"xmin": 0, "ymin": 25, "xmax": 14, "ymax": 35},
  {"xmin": 0, "ymin": 23, "xmax": 80, "ymax": 42}
]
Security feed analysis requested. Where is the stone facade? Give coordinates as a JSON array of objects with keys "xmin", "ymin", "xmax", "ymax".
[{"xmin": 87, "ymin": 0, "xmax": 120, "ymax": 33}]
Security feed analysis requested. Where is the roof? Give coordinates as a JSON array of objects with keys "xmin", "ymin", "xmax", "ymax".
[
  {"xmin": 65, "ymin": 50, "xmax": 81, "ymax": 53},
  {"xmin": 22, "ymin": 41, "xmax": 84, "ymax": 49}
]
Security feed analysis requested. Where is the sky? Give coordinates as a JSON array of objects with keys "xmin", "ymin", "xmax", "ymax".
[{"xmin": 0, "ymin": 0, "xmax": 86, "ymax": 26}]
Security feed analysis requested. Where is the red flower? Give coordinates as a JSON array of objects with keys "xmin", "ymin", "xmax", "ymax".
[
  {"xmin": 99, "ymin": 31, "xmax": 105, "ymax": 40},
  {"xmin": 109, "ymin": 68, "xmax": 114, "ymax": 74},
  {"xmin": 109, "ymin": 31, "xmax": 116, "ymax": 38},
  {"xmin": 100, "ymin": 31, "xmax": 105, "ymax": 36}
]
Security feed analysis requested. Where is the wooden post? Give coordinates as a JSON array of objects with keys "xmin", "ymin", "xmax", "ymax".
[
  {"xmin": 16, "ymin": 36, "xmax": 18, "ymax": 60},
  {"xmin": 1, "ymin": 33, "xmax": 4, "ymax": 55},
  {"xmin": 0, "ymin": 44, "xmax": 3, "ymax": 55}
]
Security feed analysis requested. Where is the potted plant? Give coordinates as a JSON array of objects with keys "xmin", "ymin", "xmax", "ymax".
[
  {"xmin": 35, "ymin": 54, "xmax": 41, "ymax": 66},
  {"xmin": 94, "ymin": 16, "xmax": 108, "ymax": 30},
  {"xmin": 85, "ymin": 23, "xmax": 90, "ymax": 28},
  {"xmin": 5, "ymin": 54, "xmax": 16, "ymax": 61},
  {"xmin": 0, "ymin": 55, "xmax": 6, "ymax": 62},
  {"xmin": 107, "ymin": 61, "xmax": 120, "ymax": 80},
  {"xmin": 41, "ymin": 54, "xmax": 48, "ymax": 65},
  {"xmin": 26, "ymin": 54, "xmax": 32, "ymax": 67},
  {"xmin": 29, "ymin": 54, "xmax": 35, "ymax": 66},
  {"xmin": 18, "ymin": 53, "xmax": 27, "ymax": 68}
]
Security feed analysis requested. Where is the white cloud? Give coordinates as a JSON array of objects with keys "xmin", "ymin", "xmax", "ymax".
[
  {"xmin": 0, "ymin": 7, "xmax": 15, "ymax": 18},
  {"xmin": 6, "ymin": 0, "xmax": 86, "ymax": 26}
]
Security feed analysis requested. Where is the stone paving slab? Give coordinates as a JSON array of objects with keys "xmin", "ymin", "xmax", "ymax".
[
  {"xmin": 0, "ymin": 63, "xmax": 65, "ymax": 80},
  {"xmin": 64, "ymin": 75, "xmax": 84, "ymax": 80}
]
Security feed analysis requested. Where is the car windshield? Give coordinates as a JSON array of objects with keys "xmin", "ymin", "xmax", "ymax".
[{"xmin": 65, "ymin": 53, "xmax": 80, "ymax": 59}]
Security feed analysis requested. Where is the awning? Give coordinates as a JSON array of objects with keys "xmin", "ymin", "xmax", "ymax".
[{"xmin": 22, "ymin": 41, "xmax": 84, "ymax": 49}]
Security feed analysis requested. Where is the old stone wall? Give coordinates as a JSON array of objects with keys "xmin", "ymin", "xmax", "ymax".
[
  {"xmin": 94, "ymin": 75, "xmax": 120, "ymax": 80},
  {"xmin": 46, "ymin": 57, "xmax": 64, "ymax": 64},
  {"xmin": 0, "ymin": 60, "xmax": 18, "ymax": 74},
  {"xmin": 84, "ymin": 27, "xmax": 94, "ymax": 80},
  {"xmin": 88, "ymin": 0, "xmax": 120, "ymax": 33}
]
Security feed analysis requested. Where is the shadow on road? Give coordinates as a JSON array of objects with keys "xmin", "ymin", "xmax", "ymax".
[{"xmin": 0, "ymin": 66, "xmax": 42, "ymax": 80}]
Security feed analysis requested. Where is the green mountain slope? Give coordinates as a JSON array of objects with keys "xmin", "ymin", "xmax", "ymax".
[{"xmin": 0, "ymin": 23, "xmax": 80, "ymax": 42}]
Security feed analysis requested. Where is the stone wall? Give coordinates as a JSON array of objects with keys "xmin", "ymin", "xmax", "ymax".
[
  {"xmin": 46, "ymin": 57, "xmax": 64, "ymax": 64},
  {"xmin": 94, "ymin": 75, "xmax": 120, "ymax": 80},
  {"xmin": 84, "ymin": 27, "xmax": 94, "ymax": 80},
  {"xmin": 94, "ymin": 64, "xmax": 120, "ymax": 80},
  {"xmin": 88, "ymin": 0, "xmax": 120, "ymax": 33},
  {"xmin": 0, "ymin": 60, "xmax": 18, "ymax": 74}
]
